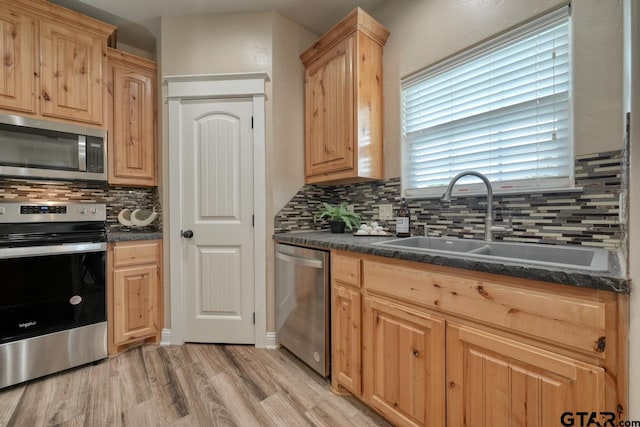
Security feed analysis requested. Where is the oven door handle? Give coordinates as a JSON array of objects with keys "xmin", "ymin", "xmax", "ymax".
[{"xmin": 0, "ymin": 242, "xmax": 106, "ymax": 259}]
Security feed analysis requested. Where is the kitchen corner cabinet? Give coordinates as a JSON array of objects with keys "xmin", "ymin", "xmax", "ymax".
[
  {"xmin": 300, "ymin": 8, "xmax": 389, "ymax": 185},
  {"xmin": 108, "ymin": 240, "xmax": 163, "ymax": 355},
  {"xmin": 0, "ymin": 0, "xmax": 114, "ymax": 125},
  {"xmin": 330, "ymin": 250, "xmax": 627, "ymax": 426},
  {"xmin": 106, "ymin": 48, "xmax": 157, "ymax": 186}
]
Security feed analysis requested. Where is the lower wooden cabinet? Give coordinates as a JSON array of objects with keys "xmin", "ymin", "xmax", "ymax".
[
  {"xmin": 363, "ymin": 296, "xmax": 445, "ymax": 427},
  {"xmin": 332, "ymin": 284, "xmax": 362, "ymax": 395},
  {"xmin": 446, "ymin": 323, "xmax": 605, "ymax": 427},
  {"xmin": 328, "ymin": 250, "xmax": 625, "ymax": 427},
  {"xmin": 108, "ymin": 240, "xmax": 163, "ymax": 355}
]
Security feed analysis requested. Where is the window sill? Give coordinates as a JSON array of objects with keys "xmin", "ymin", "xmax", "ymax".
[{"xmin": 403, "ymin": 186, "xmax": 584, "ymax": 200}]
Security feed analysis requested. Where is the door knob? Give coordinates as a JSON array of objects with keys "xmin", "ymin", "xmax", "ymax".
[{"xmin": 181, "ymin": 230, "xmax": 194, "ymax": 238}]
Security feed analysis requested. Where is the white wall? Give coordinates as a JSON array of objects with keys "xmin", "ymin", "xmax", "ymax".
[
  {"xmin": 272, "ymin": 13, "xmax": 316, "ymax": 214},
  {"xmin": 160, "ymin": 12, "xmax": 273, "ymax": 76},
  {"xmin": 373, "ymin": 0, "xmax": 625, "ymax": 178},
  {"xmin": 159, "ymin": 11, "xmax": 314, "ymax": 332},
  {"xmin": 626, "ymin": 0, "xmax": 639, "ymax": 417},
  {"xmin": 160, "ymin": 11, "xmax": 272, "ymax": 329},
  {"xmin": 269, "ymin": 14, "xmax": 317, "ymax": 330},
  {"xmin": 117, "ymin": 41, "xmax": 155, "ymax": 60}
]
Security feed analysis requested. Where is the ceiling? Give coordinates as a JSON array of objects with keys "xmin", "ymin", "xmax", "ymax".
[{"xmin": 50, "ymin": 0, "xmax": 388, "ymax": 54}]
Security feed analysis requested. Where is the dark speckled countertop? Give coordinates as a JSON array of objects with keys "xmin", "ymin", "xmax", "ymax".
[
  {"xmin": 273, "ymin": 231, "xmax": 629, "ymax": 293},
  {"xmin": 107, "ymin": 231, "xmax": 163, "ymax": 242}
]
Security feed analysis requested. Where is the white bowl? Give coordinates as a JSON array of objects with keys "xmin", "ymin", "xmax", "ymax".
[
  {"xmin": 131, "ymin": 209, "xmax": 158, "ymax": 227},
  {"xmin": 117, "ymin": 209, "xmax": 133, "ymax": 226}
]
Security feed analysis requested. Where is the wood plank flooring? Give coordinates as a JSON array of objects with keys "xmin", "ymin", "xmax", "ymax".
[{"xmin": 0, "ymin": 344, "xmax": 390, "ymax": 427}]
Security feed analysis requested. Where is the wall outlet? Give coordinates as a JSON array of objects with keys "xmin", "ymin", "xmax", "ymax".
[
  {"xmin": 347, "ymin": 204, "xmax": 355, "ymax": 213},
  {"xmin": 378, "ymin": 204, "xmax": 393, "ymax": 220}
]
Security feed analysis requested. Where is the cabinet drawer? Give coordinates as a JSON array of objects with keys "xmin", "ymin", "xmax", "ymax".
[
  {"xmin": 363, "ymin": 258, "xmax": 610, "ymax": 357},
  {"xmin": 333, "ymin": 252, "xmax": 362, "ymax": 288},
  {"xmin": 112, "ymin": 240, "xmax": 160, "ymax": 267}
]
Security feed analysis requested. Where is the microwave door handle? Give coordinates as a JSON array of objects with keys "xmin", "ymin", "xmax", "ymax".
[{"xmin": 78, "ymin": 135, "xmax": 87, "ymax": 171}]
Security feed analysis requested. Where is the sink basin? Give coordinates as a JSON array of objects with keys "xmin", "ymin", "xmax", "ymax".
[
  {"xmin": 373, "ymin": 236, "xmax": 609, "ymax": 271},
  {"xmin": 376, "ymin": 236, "xmax": 487, "ymax": 253}
]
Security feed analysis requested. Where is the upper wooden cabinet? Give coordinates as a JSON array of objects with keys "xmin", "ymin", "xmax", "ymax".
[
  {"xmin": 0, "ymin": 5, "xmax": 36, "ymax": 114},
  {"xmin": 40, "ymin": 19, "xmax": 105, "ymax": 125},
  {"xmin": 300, "ymin": 8, "xmax": 389, "ymax": 185},
  {"xmin": 106, "ymin": 48, "xmax": 157, "ymax": 186},
  {"xmin": 0, "ymin": 0, "xmax": 115, "ymax": 126}
]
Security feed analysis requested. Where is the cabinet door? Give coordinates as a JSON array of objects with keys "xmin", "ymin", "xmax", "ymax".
[
  {"xmin": 304, "ymin": 35, "xmax": 354, "ymax": 179},
  {"xmin": 447, "ymin": 323, "xmax": 606, "ymax": 427},
  {"xmin": 39, "ymin": 20, "xmax": 104, "ymax": 124},
  {"xmin": 113, "ymin": 264, "xmax": 159, "ymax": 345},
  {"xmin": 108, "ymin": 61, "xmax": 156, "ymax": 186},
  {"xmin": 0, "ymin": 6, "xmax": 35, "ymax": 114},
  {"xmin": 332, "ymin": 284, "xmax": 361, "ymax": 395},
  {"xmin": 363, "ymin": 297, "xmax": 445, "ymax": 427}
]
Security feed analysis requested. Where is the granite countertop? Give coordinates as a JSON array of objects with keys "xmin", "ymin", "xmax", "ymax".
[
  {"xmin": 107, "ymin": 231, "xmax": 163, "ymax": 242},
  {"xmin": 273, "ymin": 231, "xmax": 629, "ymax": 294}
]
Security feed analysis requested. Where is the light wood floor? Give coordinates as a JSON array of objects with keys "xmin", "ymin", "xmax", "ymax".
[{"xmin": 0, "ymin": 344, "xmax": 390, "ymax": 427}]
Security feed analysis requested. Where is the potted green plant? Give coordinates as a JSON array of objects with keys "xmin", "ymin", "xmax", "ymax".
[{"xmin": 314, "ymin": 202, "xmax": 361, "ymax": 233}]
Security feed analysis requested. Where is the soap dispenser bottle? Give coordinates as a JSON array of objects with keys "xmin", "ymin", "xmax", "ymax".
[{"xmin": 396, "ymin": 199, "xmax": 411, "ymax": 237}]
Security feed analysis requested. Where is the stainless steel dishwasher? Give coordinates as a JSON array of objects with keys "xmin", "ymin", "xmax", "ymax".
[{"xmin": 275, "ymin": 243, "xmax": 330, "ymax": 377}]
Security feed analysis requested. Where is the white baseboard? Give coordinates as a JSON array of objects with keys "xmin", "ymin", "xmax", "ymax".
[
  {"xmin": 265, "ymin": 332, "xmax": 278, "ymax": 350},
  {"xmin": 160, "ymin": 328, "xmax": 171, "ymax": 346},
  {"xmin": 161, "ymin": 328, "xmax": 274, "ymax": 349}
]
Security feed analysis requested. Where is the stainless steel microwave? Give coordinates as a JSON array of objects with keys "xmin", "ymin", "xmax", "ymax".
[{"xmin": 0, "ymin": 114, "xmax": 107, "ymax": 182}]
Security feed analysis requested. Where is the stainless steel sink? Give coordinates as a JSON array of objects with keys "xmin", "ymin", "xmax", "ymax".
[{"xmin": 373, "ymin": 236, "xmax": 609, "ymax": 271}]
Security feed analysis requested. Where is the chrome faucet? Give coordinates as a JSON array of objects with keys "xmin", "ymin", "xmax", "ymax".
[{"xmin": 440, "ymin": 171, "xmax": 509, "ymax": 241}]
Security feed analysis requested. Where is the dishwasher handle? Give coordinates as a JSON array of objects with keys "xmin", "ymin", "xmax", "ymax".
[{"xmin": 276, "ymin": 251, "xmax": 324, "ymax": 269}]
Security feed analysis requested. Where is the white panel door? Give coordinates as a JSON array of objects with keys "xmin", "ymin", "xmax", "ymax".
[{"xmin": 181, "ymin": 98, "xmax": 254, "ymax": 343}]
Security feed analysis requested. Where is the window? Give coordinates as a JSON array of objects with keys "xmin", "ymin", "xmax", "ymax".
[{"xmin": 402, "ymin": 7, "xmax": 572, "ymax": 198}]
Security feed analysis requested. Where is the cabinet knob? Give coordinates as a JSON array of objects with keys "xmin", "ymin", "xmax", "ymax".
[
  {"xmin": 412, "ymin": 349, "xmax": 420, "ymax": 358},
  {"xmin": 181, "ymin": 230, "xmax": 194, "ymax": 239}
]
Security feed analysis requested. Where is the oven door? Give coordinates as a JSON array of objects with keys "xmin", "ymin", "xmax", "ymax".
[{"xmin": 0, "ymin": 242, "xmax": 106, "ymax": 345}]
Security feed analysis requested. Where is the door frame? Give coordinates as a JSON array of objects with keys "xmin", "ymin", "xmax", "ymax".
[{"xmin": 165, "ymin": 73, "xmax": 268, "ymax": 347}]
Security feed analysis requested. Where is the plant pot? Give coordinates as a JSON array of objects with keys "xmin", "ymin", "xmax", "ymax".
[{"xmin": 329, "ymin": 220, "xmax": 346, "ymax": 233}]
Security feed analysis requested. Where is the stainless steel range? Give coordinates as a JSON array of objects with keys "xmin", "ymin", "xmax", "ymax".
[{"xmin": 0, "ymin": 202, "xmax": 107, "ymax": 388}]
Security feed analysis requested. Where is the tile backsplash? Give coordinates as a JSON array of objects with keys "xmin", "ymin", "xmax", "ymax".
[
  {"xmin": 275, "ymin": 150, "xmax": 623, "ymax": 249},
  {"xmin": 0, "ymin": 179, "xmax": 161, "ymax": 232}
]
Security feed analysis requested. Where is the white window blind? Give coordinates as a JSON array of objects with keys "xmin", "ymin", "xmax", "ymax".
[{"xmin": 402, "ymin": 7, "xmax": 572, "ymax": 198}]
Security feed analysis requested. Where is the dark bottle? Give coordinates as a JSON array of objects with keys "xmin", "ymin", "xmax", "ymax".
[{"xmin": 396, "ymin": 199, "xmax": 411, "ymax": 237}]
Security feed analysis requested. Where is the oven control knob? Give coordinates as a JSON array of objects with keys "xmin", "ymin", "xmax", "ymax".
[
  {"xmin": 90, "ymin": 207, "xmax": 98, "ymax": 214},
  {"xmin": 79, "ymin": 207, "xmax": 87, "ymax": 214},
  {"xmin": 0, "ymin": 207, "xmax": 5, "ymax": 214}
]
